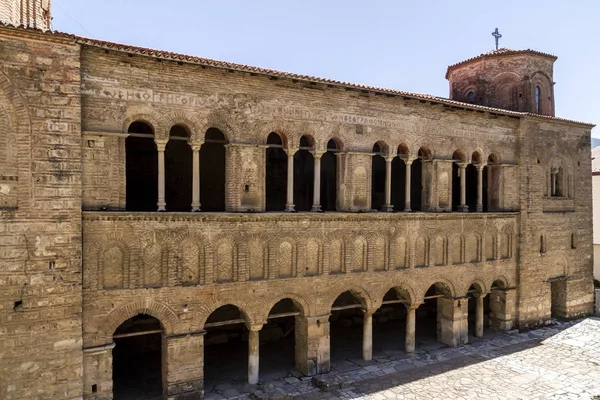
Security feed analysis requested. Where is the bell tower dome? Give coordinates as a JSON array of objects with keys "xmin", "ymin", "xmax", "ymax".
[
  {"xmin": 0, "ymin": 0, "xmax": 52, "ymax": 30},
  {"xmin": 445, "ymin": 48, "xmax": 557, "ymax": 117}
]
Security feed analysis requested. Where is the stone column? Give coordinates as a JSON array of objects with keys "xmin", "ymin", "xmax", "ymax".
[
  {"xmin": 459, "ymin": 163, "xmax": 467, "ymax": 212},
  {"xmin": 405, "ymin": 305, "xmax": 417, "ymax": 353},
  {"xmin": 191, "ymin": 143, "xmax": 202, "ymax": 211},
  {"xmin": 295, "ymin": 314, "xmax": 331, "ymax": 375},
  {"xmin": 475, "ymin": 295, "xmax": 484, "ymax": 338},
  {"xmin": 163, "ymin": 332, "xmax": 205, "ymax": 399},
  {"xmin": 363, "ymin": 312, "xmax": 373, "ymax": 361},
  {"xmin": 437, "ymin": 297, "xmax": 468, "ymax": 347},
  {"xmin": 476, "ymin": 164, "xmax": 485, "ymax": 212},
  {"xmin": 248, "ymin": 325, "xmax": 262, "ymax": 384},
  {"xmin": 404, "ymin": 159, "xmax": 413, "ymax": 212},
  {"xmin": 83, "ymin": 343, "xmax": 114, "ymax": 400},
  {"xmin": 311, "ymin": 151, "xmax": 323, "ymax": 212},
  {"xmin": 285, "ymin": 149, "xmax": 296, "ymax": 212},
  {"xmin": 383, "ymin": 156, "xmax": 394, "ymax": 212},
  {"xmin": 155, "ymin": 140, "xmax": 168, "ymax": 211}
]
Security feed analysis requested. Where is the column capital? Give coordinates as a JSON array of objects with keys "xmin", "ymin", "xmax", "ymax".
[
  {"xmin": 476, "ymin": 163, "xmax": 487, "ymax": 171},
  {"xmin": 384, "ymin": 155, "xmax": 395, "ymax": 162},
  {"xmin": 285, "ymin": 148, "xmax": 298, "ymax": 156},
  {"xmin": 311, "ymin": 150, "xmax": 325, "ymax": 159},
  {"xmin": 189, "ymin": 140, "xmax": 204, "ymax": 151},
  {"xmin": 247, "ymin": 323, "xmax": 264, "ymax": 332},
  {"xmin": 154, "ymin": 139, "xmax": 168, "ymax": 151},
  {"xmin": 457, "ymin": 162, "xmax": 468, "ymax": 169},
  {"xmin": 405, "ymin": 156, "xmax": 416, "ymax": 165}
]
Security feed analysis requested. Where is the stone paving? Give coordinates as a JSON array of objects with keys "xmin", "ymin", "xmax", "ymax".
[{"xmin": 205, "ymin": 317, "xmax": 600, "ymax": 400}]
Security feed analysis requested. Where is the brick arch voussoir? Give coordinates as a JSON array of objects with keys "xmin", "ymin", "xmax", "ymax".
[
  {"xmin": 198, "ymin": 112, "xmax": 237, "ymax": 142},
  {"xmin": 262, "ymin": 292, "xmax": 313, "ymax": 321},
  {"xmin": 326, "ymin": 284, "xmax": 377, "ymax": 314},
  {"xmin": 160, "ymin": 111, "xmax": 202, "ymax": 140},
  {"xmin": 194, "ymin": 296, "xmax": 253, "ymax": 330},
  {"xmin": 98, "ymin": 299, "xmax": 179, "ymax": 344},
  {"xmin": 464, "ymin": 278, "xmax": 488, "ymax": 297},
  {"xmin": 418, "ymin": 276, "xmax": 458, "ymax": 301},
  {"xmin": 375, "ymin": 278, "xmax": 419, "ymax": 307},
  {"xmin": 489, "ymin": 275, "xmax": 511, "ymax": 290},
  {"xmin": 122, "ymin": 109, "xmax": 163, "ymax": 136}
]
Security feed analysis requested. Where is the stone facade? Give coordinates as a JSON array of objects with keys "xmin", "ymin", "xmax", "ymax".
[{"xmin": 0, "ymin": 10, "xmax": 596, "ymax": 400}]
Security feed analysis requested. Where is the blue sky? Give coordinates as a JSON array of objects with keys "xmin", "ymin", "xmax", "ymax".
[{"xmin": 52, "ymin": 0, "xmax": 598, "ymax": 135}]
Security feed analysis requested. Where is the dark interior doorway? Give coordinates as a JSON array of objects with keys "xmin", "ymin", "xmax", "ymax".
[
  {"xmin": 321, "ymin": 139, "xmax": 339, "ymax": 211},
  {"xmin": 293, "ymin": 135, "xmax": 314, "ymax": 211},
  {"xmin": 371, "ymin": 143, "xmax": 386, "ymax": 211},
  {"xmin": 200, "ymin": 128, "xmax": 227, "ymax": 211},
  {"xmin": 204, "ymin": 305, "xmax": 248, "ymax": 394},
  {"xmin": 265, "ymin": 132, "xmax": 287, "ymax": 211},
  {"xmin": 125, "ymin": 122, "xmax": 157, "ymax": 212},
  {"xmin": 329, "ymin": 291, "xmax": 364, "ymax": 365},
  {"xmin": 165, "ymin": 125, "xmax": 192, "ymax": 212},
  {"xmin": 391, "ymin": 157, "xmax": 406, "ymax": 211},
  {"xmin": 112, "ymin": 314, "xmax": 163, "ymax": 400}
]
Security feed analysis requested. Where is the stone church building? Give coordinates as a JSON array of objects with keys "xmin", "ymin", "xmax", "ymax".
[{"xmin": 0, "ymin": 1, "xmax": 595, "ymax": 399}]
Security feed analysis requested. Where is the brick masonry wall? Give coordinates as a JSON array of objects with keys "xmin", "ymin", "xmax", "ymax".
[{"xmin": 0, "ymin": 29, "xmax": 82, "ymax": 400}]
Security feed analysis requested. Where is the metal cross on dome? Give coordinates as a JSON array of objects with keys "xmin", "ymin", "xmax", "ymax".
[{"xmin": 492, "ymin": 28, "xmax": 502, "ymax": 50}]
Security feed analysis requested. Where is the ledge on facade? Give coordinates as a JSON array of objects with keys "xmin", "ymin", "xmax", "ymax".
[{"xmin": 82, "ymin": 210, "xmax": 520, "ymax": 222}]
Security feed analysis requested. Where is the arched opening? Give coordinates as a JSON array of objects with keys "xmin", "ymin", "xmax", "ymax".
[
  {"xmin": 125, "ymin": 122, "xmax": 157, "ymax": 211},
  {"xmin": 372, "ymin": 288, "xmax": 410, "ymax": 355},
  {"xmin": 452, "ymin": 150, "xmax": 467, "ymax": 211},
  {"xmin": 112, "ymin": 314, "xmax": 163, "ymax": 399},
  {"xmin": 535, "ymin": 85, "xmax": 542, "ymax": 114},
  {"xmin": 416, "ymin": 283, "xmax": 451, "ymax": 348},
  {"xmin": 467, "ymin": 284, "xmax": 491, "ymax": 339},
  {"xmin": 260, "ymin": 299, "xmax": 302, "ymax": 380},
  {"xmin": 391, "ymin": 144, "xmax": 408, "ymax": 211},
  {"xmin": 203, "ymin": 305, "xmax": 248, "ymax": 393},
  {"xmin": 321, "ymin": 139, "xmax": 340, "ymax": 211},
  {"xmin": 294, "ymin": 135, "xmax": 315, "ymax": 211},
  {"xmin": 466, "ymin": 152, "xmax": 481, "ymax": 212},
  {"xmin": 371, "ymin": 142, "xmax": 386, "ymax": 211},
  {"xmin": 411, "ymin": 147, "xmax": 429, "ymax": 211},
  {"xmin": 165, "ymin": 125, "xmax": 192, "ymax": 212},
  {"xmin": 200, "ymin": 128, "xmax": 227, "ymax": 211},
  {"xmin": 329, "ymin": 291, "xmax": 365, "ymax": 365},
  {"xmin": 265, "ymin": 132, "xmax": 287, "ymax": 211}
]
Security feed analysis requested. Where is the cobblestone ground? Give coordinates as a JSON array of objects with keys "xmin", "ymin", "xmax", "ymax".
[{"xmin": 205, "ymin": 317, "xmax": 600, "ymax": 400}]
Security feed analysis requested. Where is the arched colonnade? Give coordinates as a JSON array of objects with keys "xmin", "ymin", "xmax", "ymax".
[
  {"xmin": 125, "ymin": 120, "xmax": 503, "ymax": 214},
  {"xmin": 85, "ymin": 277, "xmax": 515, "ymax": 398}
]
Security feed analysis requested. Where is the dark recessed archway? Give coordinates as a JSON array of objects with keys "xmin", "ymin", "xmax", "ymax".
[
  {"xmin": 112, "ymin": 314, "xmax": 163, "ymax": 399},
  {"xmin": 200, "ymin": 128, "xmax": 227, "ymax": 211},
  {"xmin": 165, "ymin": 125, "xmax": 192, "ymax": 212},
  {"xmin": 125, "ymin": 122, "xmax": 157, "ymax": 211}
]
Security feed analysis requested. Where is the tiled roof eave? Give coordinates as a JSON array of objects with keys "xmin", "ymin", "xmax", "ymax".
[{"xmin": 0, "ymin": 23, "xmax": 593, "ymax": 128}]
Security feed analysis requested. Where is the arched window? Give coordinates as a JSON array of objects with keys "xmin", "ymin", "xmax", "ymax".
[
  {"xmin": 265, "ymin": 132, "xmax": 287, "ymax": 211},
  {"xmin": 535, "ymin": 86, "xmax": 542, "ymax": 114},
  {"xmin": 200, "ymin": 128, "xmax": 227, "ymax": 211},
  {"xmin": 294, "ymin": 135, "xmax": 315, "ymax": 212},
  {"xmin": 466, "ymin": 91, "xmax": 475, "ymax": 103},
  {"xmin": 551, "ymin": 166, "xmax": 564, "ymax": 197},
  {"xmin": 391, "ymin": 144, "xmax": 408, "ymax": 212},
  {"xmin": 126, "ymin": 122, "xmax": 157, "ymax": 211},
  {"xmin": 165, "ymin": 125, "xmax": 192, "ymax": 211},
  {"xmin": 321, "ymin": 139, "xmax": 340, "ymax": 211},
  {"xmin": 371, "ymin": 142, "xmax": 386, "ymax": 211}
]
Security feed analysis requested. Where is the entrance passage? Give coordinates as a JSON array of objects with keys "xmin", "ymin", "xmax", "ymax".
[
  {"xmin": 112, "ymin": 314, "xmax": 163, "ymax": 400},
  {"xmin": 415, "ymin": 283, "xmax": 451, "ymax": 350},
  {"xmin": 260, "ymin": 299, "xmax": 301, "ymax": 381},
  {"xmin": 329, "ymin": 291, "xmax": 365, "ymax": 367},
  {"xmin": 203, "ymin": 305, "xmax": 248, "ymax": 394},
  {"xmin": 372, "ymin": 289, "xmax": 408, "ymax": 356}
]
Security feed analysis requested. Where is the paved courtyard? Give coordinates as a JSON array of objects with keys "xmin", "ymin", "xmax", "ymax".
[{"xmin": 205, "ymin": 317, "xmax": 600, "ymax": 400}]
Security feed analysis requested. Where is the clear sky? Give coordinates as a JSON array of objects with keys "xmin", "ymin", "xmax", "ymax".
[{"xmin": 52, "ymin": 0, "xmax": 599, "ymax": 135}]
